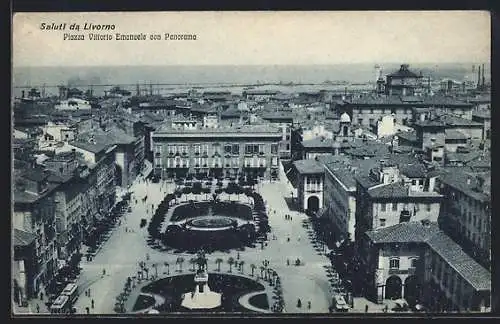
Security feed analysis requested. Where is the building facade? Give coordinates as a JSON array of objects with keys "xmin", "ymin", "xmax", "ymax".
[
  {"xmin": 436, "ymin": 170, "xmax": 491, "ymax": 269},
  {"xmin": 293, "ymin": 159, "xmax": 324, "ymax": 213},
  {"xmin": 151, "ymin": 122, "xmax": 282, "ymax": 180}
]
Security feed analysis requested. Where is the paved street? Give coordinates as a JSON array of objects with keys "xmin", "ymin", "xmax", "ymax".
[{"xmin": 71, "ymin": 166, "xmax": 333, "ymax": 314}]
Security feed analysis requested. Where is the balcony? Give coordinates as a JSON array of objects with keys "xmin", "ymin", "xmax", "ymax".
[{"xmin": 388, "ymin": 268, "xmax": 412, "ymax": 275}]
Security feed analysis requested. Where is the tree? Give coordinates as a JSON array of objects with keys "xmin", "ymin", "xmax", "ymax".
[
  {"xmin": 152, "ymin": 263, "xmax": 158, "ymax": 278},
  {"xmin": 227, "ymin": 257, "xmax": 235, "ymax": 273},
  {"xmin": 250, "ymin": 264, "xmax": 256, "ymax": 277},
  {"xmin": 239, "ymin": 260, "xmax": 245, "ymax": 273},
  {"xmin": 176, "ymin": 257, "xmax": 185, "ymax": 272},
  {"xmin": 260, "ymin": 266, "xmax": 265, "ymax": 279},
  {"xmin": 189, "ymin": 258, "xmax": 197, "ymax": 272},
  {"xmin": 215, "ymin": 258, "xmax": 223, "ymax": 272},
  {"xmin": 164, "ymin": 262, "xmax": 170, "ymax": 275}
]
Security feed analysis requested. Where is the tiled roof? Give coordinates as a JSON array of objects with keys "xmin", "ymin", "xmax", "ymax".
[
  {"xmin": 396, "ymin": 131, "xmax": 417, "ymax": 142},
  {"xmin": 367, "ymin": 182, "xmax": 409, "ymax": 198},
  {"xmin": 472, "ymin": 110, "xmax": 491, "ymax": 119},
  {"xmin": 366, "ymin": 221, "xmax": 441, "ymax": 244},
  {"xmin": 440, "ymin": 115, "xmax": 483, "ymax": 127},
  {"xmin": 14, "ymin": 229, "xmax": 37, "ymax": 246},
  {"xmin": 445, "ymin": 129, "xmax": 469, "ymax": 140},
  {"xmin": 400, "ymin": 163, "xmax": 427, "ymax": 178},
  {"xmin": 426, "ymin": 231, "xmax": 491, "ymax": 291},
  {"xmin": 445, "ymin": 151, "xmax": 481, "ymax": 164},
  {"xmin": 301, "ymin": 138, "xmax": 335, "ymax": 149},
  {"xmin": 365, "ymin": 222, "xmax": 491, "ymax": 291},
  {"xmin": 69, "ymin": 139, "xmax": 111, "ymax": 154},
  {"xmin": 439, "ymin": 169, "xmax": 490, "ymax": 202},
  {"xmin": 293, "ymin": 159, "xmax": 324, "ymax": 175},
  {"xmin": 367, "ymin": 182, "xmax": 442, "ymax": 199}
]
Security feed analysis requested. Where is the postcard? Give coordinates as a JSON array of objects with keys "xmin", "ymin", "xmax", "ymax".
[{"xmin": 11, "ymin": 11, "xmax": 491, "ymax": 316}]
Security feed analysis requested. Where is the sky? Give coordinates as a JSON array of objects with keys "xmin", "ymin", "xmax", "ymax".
[{"xmin": 12, "ymin": 11, "xmax": 491, "ymax": 67}]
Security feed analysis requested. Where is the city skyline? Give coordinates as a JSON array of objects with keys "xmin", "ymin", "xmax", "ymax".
[{"xmin": 13, "ymin": 11, "xmax": 490, "ymax": 67}]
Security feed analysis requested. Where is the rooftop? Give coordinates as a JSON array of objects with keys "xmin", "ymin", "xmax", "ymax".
[
  {"xmin": 293, "ymin": 159, "xmax": 325, "ymax": 175},
  {"xmin": 445, "ymin": 129, "xmax": 469, "ymax": 140},
  {"xmin": 301, "ymin": 137, "xmax": 335, "ymax": 149},
  {"xmin": 439, "ymin": 169, "xmax": 490, "ymax": 202},
  {"xmin": 365, "ymin": 221, "xmax": 491, "ymax": 291},
  {"xmin": 154, "ymin": 123, "xmax": 281, "ymax": 136},
  {"xmin": 14, "ymin": 229, "xmax": 37, "ymax": 246},
  {"xmin": 387, "ymin": 64, "xmax": 421, "ymax": 79}
]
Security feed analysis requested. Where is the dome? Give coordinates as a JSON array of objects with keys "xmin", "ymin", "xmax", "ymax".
[{"xmin": 340, "ymin": 112, "xmax": 351, "ymax": 123}]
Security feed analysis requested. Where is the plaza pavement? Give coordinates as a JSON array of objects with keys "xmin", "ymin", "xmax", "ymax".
[{"xmin": 71, "ymin": 169, "xmax": 334, "ymax": 314}]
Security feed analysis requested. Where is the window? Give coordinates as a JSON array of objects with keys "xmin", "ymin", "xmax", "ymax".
[
  {"xmin": 412, "ymin": 179, "xmax": 417, "ymax": 185},
  {"xmin": 381, "ymin": 203, "xmax": 387, "ymax": 212},
  {"xmin": 410, "ymin": 258, "xmax": 418, "ymax": 268},
  {"xmin": 224, "ymin": 145, "xmax": 232, "ymax": 154},
  {"xmin": 358, "ymin": 118, "xmax": 363, "ymax": 125},
  {"xmin": 380, "ymin": 218, "xmax": 386, "ymax": 227},
  {"xmin": 286, "ymin": 144, "xmax": 290, "ymax": 150},
  {"xmin": 272, "ymin": 157, "xmax": 278, "ymax": 166},
  {"xmin": 389, "ymin": 258, "xmax": 400, "ymax": 269},
  {"xmin": 392, "ymin": 203, "xmax": 398, "ymax": 211},
  {"xmin": 232, "ymin": 144, "xmax": 240, "ymax": 155},
  {"xmin": 271, "ymin": 144, "xmax": 279, "ymax": 154}
]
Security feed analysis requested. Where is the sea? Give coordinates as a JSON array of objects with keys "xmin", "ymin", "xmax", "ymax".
[{"xmin": 12, "ymin": 63, "xmax": 490, "ymax": 97}]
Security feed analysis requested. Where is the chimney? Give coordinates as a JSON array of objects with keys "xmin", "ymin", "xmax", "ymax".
[
  {"xmin": 477, "ymin": 65, "xmax": 481, "ymax": 88},
  {"xmin": 482, "ymin": 63, "xmax": 486, "ymax": 87}
]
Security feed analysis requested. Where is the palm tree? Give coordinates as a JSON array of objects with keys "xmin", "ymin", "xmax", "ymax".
[
  {"xmin": 164, "ymin": 262, "xmax": 170, "ymax": 275},
  {"xmin": 239, "ymin": 260, "xmax": 245, "ymax": 273},
  {"xmin": 189, "ymin": 258, "xmax": 197, "ymax": 272},
  {"xmin": 176, "ymin": 257, "xmax": 185, "ymax": 272},
  {"xmin": 227, "ymin": 257, "xmax": 235, "ymax": 273},
  {"xmin": 152, "ymin": 263, "xmax": 158, "ymax": 278},
  {"xmin": 215, "ymin": 258, "xmax": 223, "ymax": 272},
  {"xmin": 250, "ymin": 264, "xmax": 256, "ymax": 277}
]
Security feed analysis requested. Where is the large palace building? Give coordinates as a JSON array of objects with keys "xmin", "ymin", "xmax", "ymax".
[{"xmin": 151, "ymin": 116, "xmax": 282, "ymax": 180}]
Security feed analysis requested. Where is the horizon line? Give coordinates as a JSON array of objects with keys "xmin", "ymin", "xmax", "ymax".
[{"xmin": 13, "ymin": 62, "xmax": 491, "ymax": 69}]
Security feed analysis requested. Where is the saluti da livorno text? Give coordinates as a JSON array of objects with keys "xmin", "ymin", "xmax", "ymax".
[{"xmin": 39, "ymin": 23, "xmax": 116, "ymax": 31}]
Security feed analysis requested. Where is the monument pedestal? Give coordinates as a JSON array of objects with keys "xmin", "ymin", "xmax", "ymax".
[{"xmin": 181, "ymin": 271, "xmax": 222, "ymax": 310}]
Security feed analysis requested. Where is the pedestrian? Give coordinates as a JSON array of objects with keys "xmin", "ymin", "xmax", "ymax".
[
  {"xmin": 297, "ymin": 298, "xmax": 302, "ymax": 308},
  {"xmin": 384, "ymin": 304, "xmax": 388, "ymax": 313},
  {"xmin": 91, "ymin": 299, "xmax": 94, "ymax": 309},
  {"xmin": 85, "ymin": 290, "xmax": 88, "ymax": 297},
  {"xmin": 290, "ymin": 216, "xmax": 293, "ymax": 221},
  {"xmin": 287, "ymin": 259, "xmax": 290, "ymax": 266},
  {"xmin": 86, "ymin": 307, "xmax": 90, "ymax": 314},
  {"xmin": 298, "ymin": 235, "xmax": 301, "ymax": 242},
  {"xmin": 308, "ymin": 301, "xmax": 311, "ymax": 310},
  {"xmin": 102, "ymin": 268, "xmax": 106, "ymax": 276},
  {"xmin": 287, "ymin": 237, "xmax": 290, "ymax": 242},
  {"xmin": 36, "ymin": 304, "xmax": 40, "ymax": 313},
  {"xmin": 88, "ymin": 288, "xmax": 91, "ymax": 297},
  {"xmin": 237, "ymin": 252, "xmax": 240, "ymax": 260},
  {"xmin": 365, "ymin": 304, "xmax": 369, "ymax": 313},
  {"xmin": 39, "ymin": 292, "xmax": 43, "ymax": 300}
]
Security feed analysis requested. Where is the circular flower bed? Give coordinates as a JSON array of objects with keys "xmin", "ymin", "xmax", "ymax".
[{"xmin": 136, "ymin": 273, "xmax": 268, "ymax": 313}]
